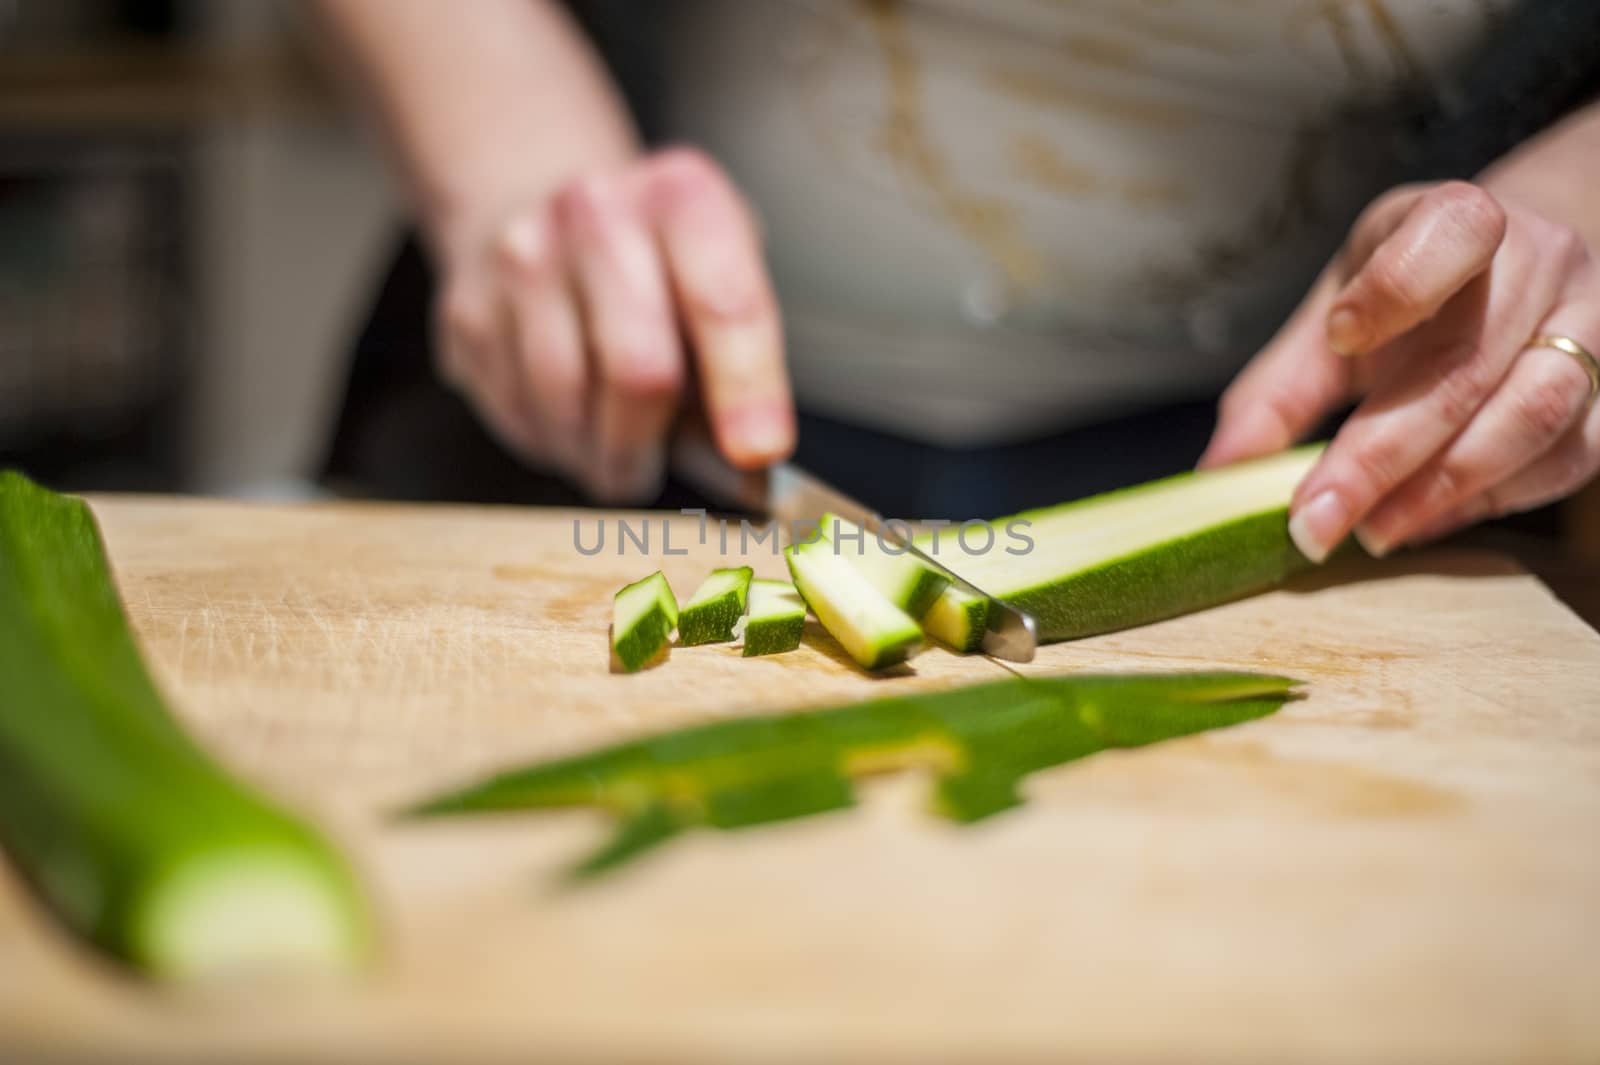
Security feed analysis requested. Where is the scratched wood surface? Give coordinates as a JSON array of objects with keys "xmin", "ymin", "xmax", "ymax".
[{"xmin": 1, "ymin": 496, "xmax": 1597, "ymax": 1064}]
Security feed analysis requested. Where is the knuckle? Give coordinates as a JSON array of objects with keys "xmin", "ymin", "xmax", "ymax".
[
  {"xmin": 495, "ymin": 215, "xmax": 558, "ymax": 278},
  {"xmin": 1549, "ymin": 223, "xmax": 1587, "ymax": 269},
  {"xmin": 1340, "ymin": 435, "xmax": 1408, "ymax": 499},
  {"xmin": 1511, "ymin": 360, "xmax": 1584, "ymax": 440},
  {"xmin": 530, "ymin": 353, "xmax": 583, "ymax": 402},
  {"xmin": 683, "ymin": 277, "xmax": 777, "ymax": 327},
  {"xmin": 1428, "ymin": 346, "xmax": 1499, "ymax": 425},
  {"xmin": 1429, "ymin": 181, "xmax": 1506, "ymax": 242},
  {"xmin": 1422, "ymin": 460, "xmax": 1469, "ymax": 509},
  {"xmin": 648, "ymin": 146, "xmax": 723, "ymax": 193},
  {"xmin": 644, "ymin": 146, "xmax": 743, "ymax": 218},
  {"xmin": 439, "ymin": 289, "xmax": 495, "ymax": 353},
  {"xmin": 601, "ymin": 344, "xmax": 683, "ymax": 400},
  {"xmin": 555, "ymin": 173, "xmax": 623, "ymax": 227},
  {"xmin": 1259, "ymin": 384, "xmax": 1315, "ymax": 434},
  {"xmin": 1362, "ymin": 256, "xmax": 1428, "ymax": 310}
]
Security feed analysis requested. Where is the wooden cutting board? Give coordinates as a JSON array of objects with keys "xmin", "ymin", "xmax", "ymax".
[{"xmin": 2, "ymin": 497, "xmax": 1597, "ymax": 1064}]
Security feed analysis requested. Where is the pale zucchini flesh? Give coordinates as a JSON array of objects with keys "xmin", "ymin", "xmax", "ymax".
[
  {"xmin": 742, "ymin": 578, "xmax": 807, "ymax": 657},
  {"xmin": 785, "ymin": 541, "xmax": 923, "ymax": 671},
  {"xmin": 677, "ymin": 566, "xmax": 753, "ymax": 646},
  {"xmin": 0, "ymin": 472, "xmax": 370, "ymax": 980},
  {"xmin": 920, "ymin": 584, "xmax": 992, "ymax": 653},
  {"xmin": 922, "ymin": 446, "xmax": 1323, "ymax": 643},
  {"xmin": 815, "ymin": 513, "xmax": 949, "ymax": 618},
  {"xmin": 612, "ymin": 571, "xmax": 678, "ymax": 671}
]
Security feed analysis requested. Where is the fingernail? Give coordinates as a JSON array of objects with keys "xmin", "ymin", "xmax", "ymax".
[
  {"xmin": 1287, "ymin": 490, "xmax": 1348, "ymax": 563},
  {"xmin": 1352, "ymin": 522, "xmax": 1391, "ymax": 559},
  {"xmin": 1326, "ymin": 308, "xmax": 1367, "ymax": 356}
]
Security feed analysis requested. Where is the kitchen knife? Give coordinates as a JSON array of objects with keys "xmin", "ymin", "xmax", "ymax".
[{"xmin": 670, "ymin": 433, "xmax": 1038, "ymax": 663}]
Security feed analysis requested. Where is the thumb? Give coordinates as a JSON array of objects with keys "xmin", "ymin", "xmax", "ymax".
[{"xmin": 1199, "ymin": 273, "xmax": 1353, "ymax": 468}]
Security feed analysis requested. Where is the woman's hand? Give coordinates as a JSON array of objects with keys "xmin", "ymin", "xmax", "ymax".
[
  {"xmin": 1202, "ymin": 180, "xmax": 1600, "ymax": 561},
  {"xmin": 434, "ymin": 148, "xmax": 795, "ymax": 502}
]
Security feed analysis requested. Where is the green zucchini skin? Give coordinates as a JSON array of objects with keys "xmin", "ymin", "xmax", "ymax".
[
  {"xmin": 1009, "ymin": 508, "xmax": 1310, "ymax": 642},
  {"xmin": 0, "ymin": 472, "xmax": 370, "ymax": 980},
  {"xmin": 924, "ymin": 446, "xmax": 1322, "ymax": 646},
  {"xmin": 611, "ymin": 571, "xmax": 678, "ymax": 671},
  {"xmin": 677, "ymin": 566, "xmax": 753, "ymax": 646},
  {"xmin": 741, "ymin": 579, "xmax": 807, "ymax": 657},
  {"xmin": 920, "ymin": 586, "xmax": 993, "ymax": 653},
  {"xmin": 785, "ymin": 542, "xmax": 923, "ymax": 671},
  {"xmin": 815, "ymin": 513, "xmax": 950, "ymax": 618},
  {"xmin": 408, "ymin": 670, "xmax": 1300, "ymax": 878}
]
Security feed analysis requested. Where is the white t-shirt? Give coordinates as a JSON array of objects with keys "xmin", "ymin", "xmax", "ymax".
[{"xmin": 661, "ymin": 0, "xmax": 1517, "ymax": 445}]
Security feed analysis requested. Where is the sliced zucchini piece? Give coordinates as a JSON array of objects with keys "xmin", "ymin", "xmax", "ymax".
[
  {"xmin": 742, "ymin": 578, "xmax": 807, "ymax": 657},
  {"xmin": 677, "ymin": 566, "xmax": 754, "ymax": 646},
  {"xmin": 611, "ymin": 571, "xmax": 678, "ymax": 671},
  {"xmin": 920, "ymin": 583, "xmax": 992, "ymax": 653},
  {"xmin": 0, "ymin": 472, "xmax": 370, "ymax": 981},
  {"xmin": 923, "ymin": 446, "xmax": 1323, "ymax": 643},
  {"xmin": 785, "ymin": 540, "xmax": 922, "ymax": 671},
  {"xmin": 816, "ymin": 512, "xmax": 949, "ymax": 617}
]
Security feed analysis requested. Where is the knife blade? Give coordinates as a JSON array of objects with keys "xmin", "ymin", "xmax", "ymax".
[{"xmin": 670, "ymin": 433, "xmax": 1038, "ymax": 663}]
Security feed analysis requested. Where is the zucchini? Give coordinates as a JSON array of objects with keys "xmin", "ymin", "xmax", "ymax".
[
  {"xmin": 0, "ymin": 472, "xmax": 370, "ymax": 980},
  {"xmin": 611, "ymin": 571, "xmax": 678, "ymax": 671},
  {"xmin": 677, "ymin": 566, "xmax": 753, "ymax": 646},
  {"xmin": 409, "ymin": 670, "xmax": 1301, "ymax": 877},
  {"xmin": 816, "ymin": 513, "xmax": 949, "ymax": 617},
  {"xmin": 925, "ymin": 446, "xmax": 1323, "ymax": 643},
  {"xmin": 920, "ymin": 584, "xmax": 992, "ymax": 653},
  {"xmin": 785, "ymin": 538, "xmax": 923, "ymax": 671},
  {"xmin": 741, "ymin": 578, "xmax": 807, "ymax": 657}
]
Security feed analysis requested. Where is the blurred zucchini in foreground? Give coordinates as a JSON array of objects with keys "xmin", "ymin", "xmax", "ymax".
[
  {"xmin": 409, "ymin": 670, "xmax": 1301, "ymax": 878},
  {"xmin": 0, "ymin": 472, "xmax": 370, "ymax": 981},
  {"xmin": 923, "ymin": 446, "xmax": 1324, "ymax": 643}
]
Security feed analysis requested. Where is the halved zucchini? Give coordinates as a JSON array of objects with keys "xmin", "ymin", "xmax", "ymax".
[
  {"xmin": 0, "ymin": 472, "xmax": 370, "ymax": 981},
  {"xmin": 923, "ymin": 446, "xmax": 1322, "ymax": 643}
]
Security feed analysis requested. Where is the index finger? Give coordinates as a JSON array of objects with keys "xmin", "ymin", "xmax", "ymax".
[
  {"xmin": 1326, "ymin": 181, "xmax": 1507, "ymax": 357},
  {"xmin": 637, "ymin": 148, "xmax": 795, "ymax": 469}
]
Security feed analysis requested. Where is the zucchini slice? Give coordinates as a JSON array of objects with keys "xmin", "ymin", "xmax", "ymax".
[
  {"xmin": 924, "ymin": 446, "xmax": 1322, "ymax": 643},
  {"xmin": 920, "ymin": 584, "xmax": 992, "ymax": 653},
  {"xmin": 742, "ymin": 578, "xmax": 807, "ymax": 657},
  {"xmin": 0, "ymin": 472, "xmax": 370, "ymax": 981},
  {"xmin": 677, "ymin": 566, "xmax": 754, "ymax": 646},
  {"xmin": 816, "ymin": 513, "xmax": 949, "ymax": 617},
  {"xmin": 611, "ymin": 571, "xmax": 678, "ymax": 671},
  {"xmin": 785, "ymin": 539, "xmax": 922, "ymax": 671}
]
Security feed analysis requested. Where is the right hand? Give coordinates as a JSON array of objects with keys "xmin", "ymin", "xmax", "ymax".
[{"xmin": 433, "ymin": 148, "xmax": 796, "ymax": 502}]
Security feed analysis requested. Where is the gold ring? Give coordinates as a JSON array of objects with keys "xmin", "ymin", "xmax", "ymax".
[{"xmin": 1526, "ymin": 334, "xmax": 1600, "ymax": 406}]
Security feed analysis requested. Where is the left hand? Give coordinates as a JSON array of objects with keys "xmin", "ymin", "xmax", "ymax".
[{"xmin": 1201, "ymin": 180, "xmax": 1600, "ymax": 562}]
